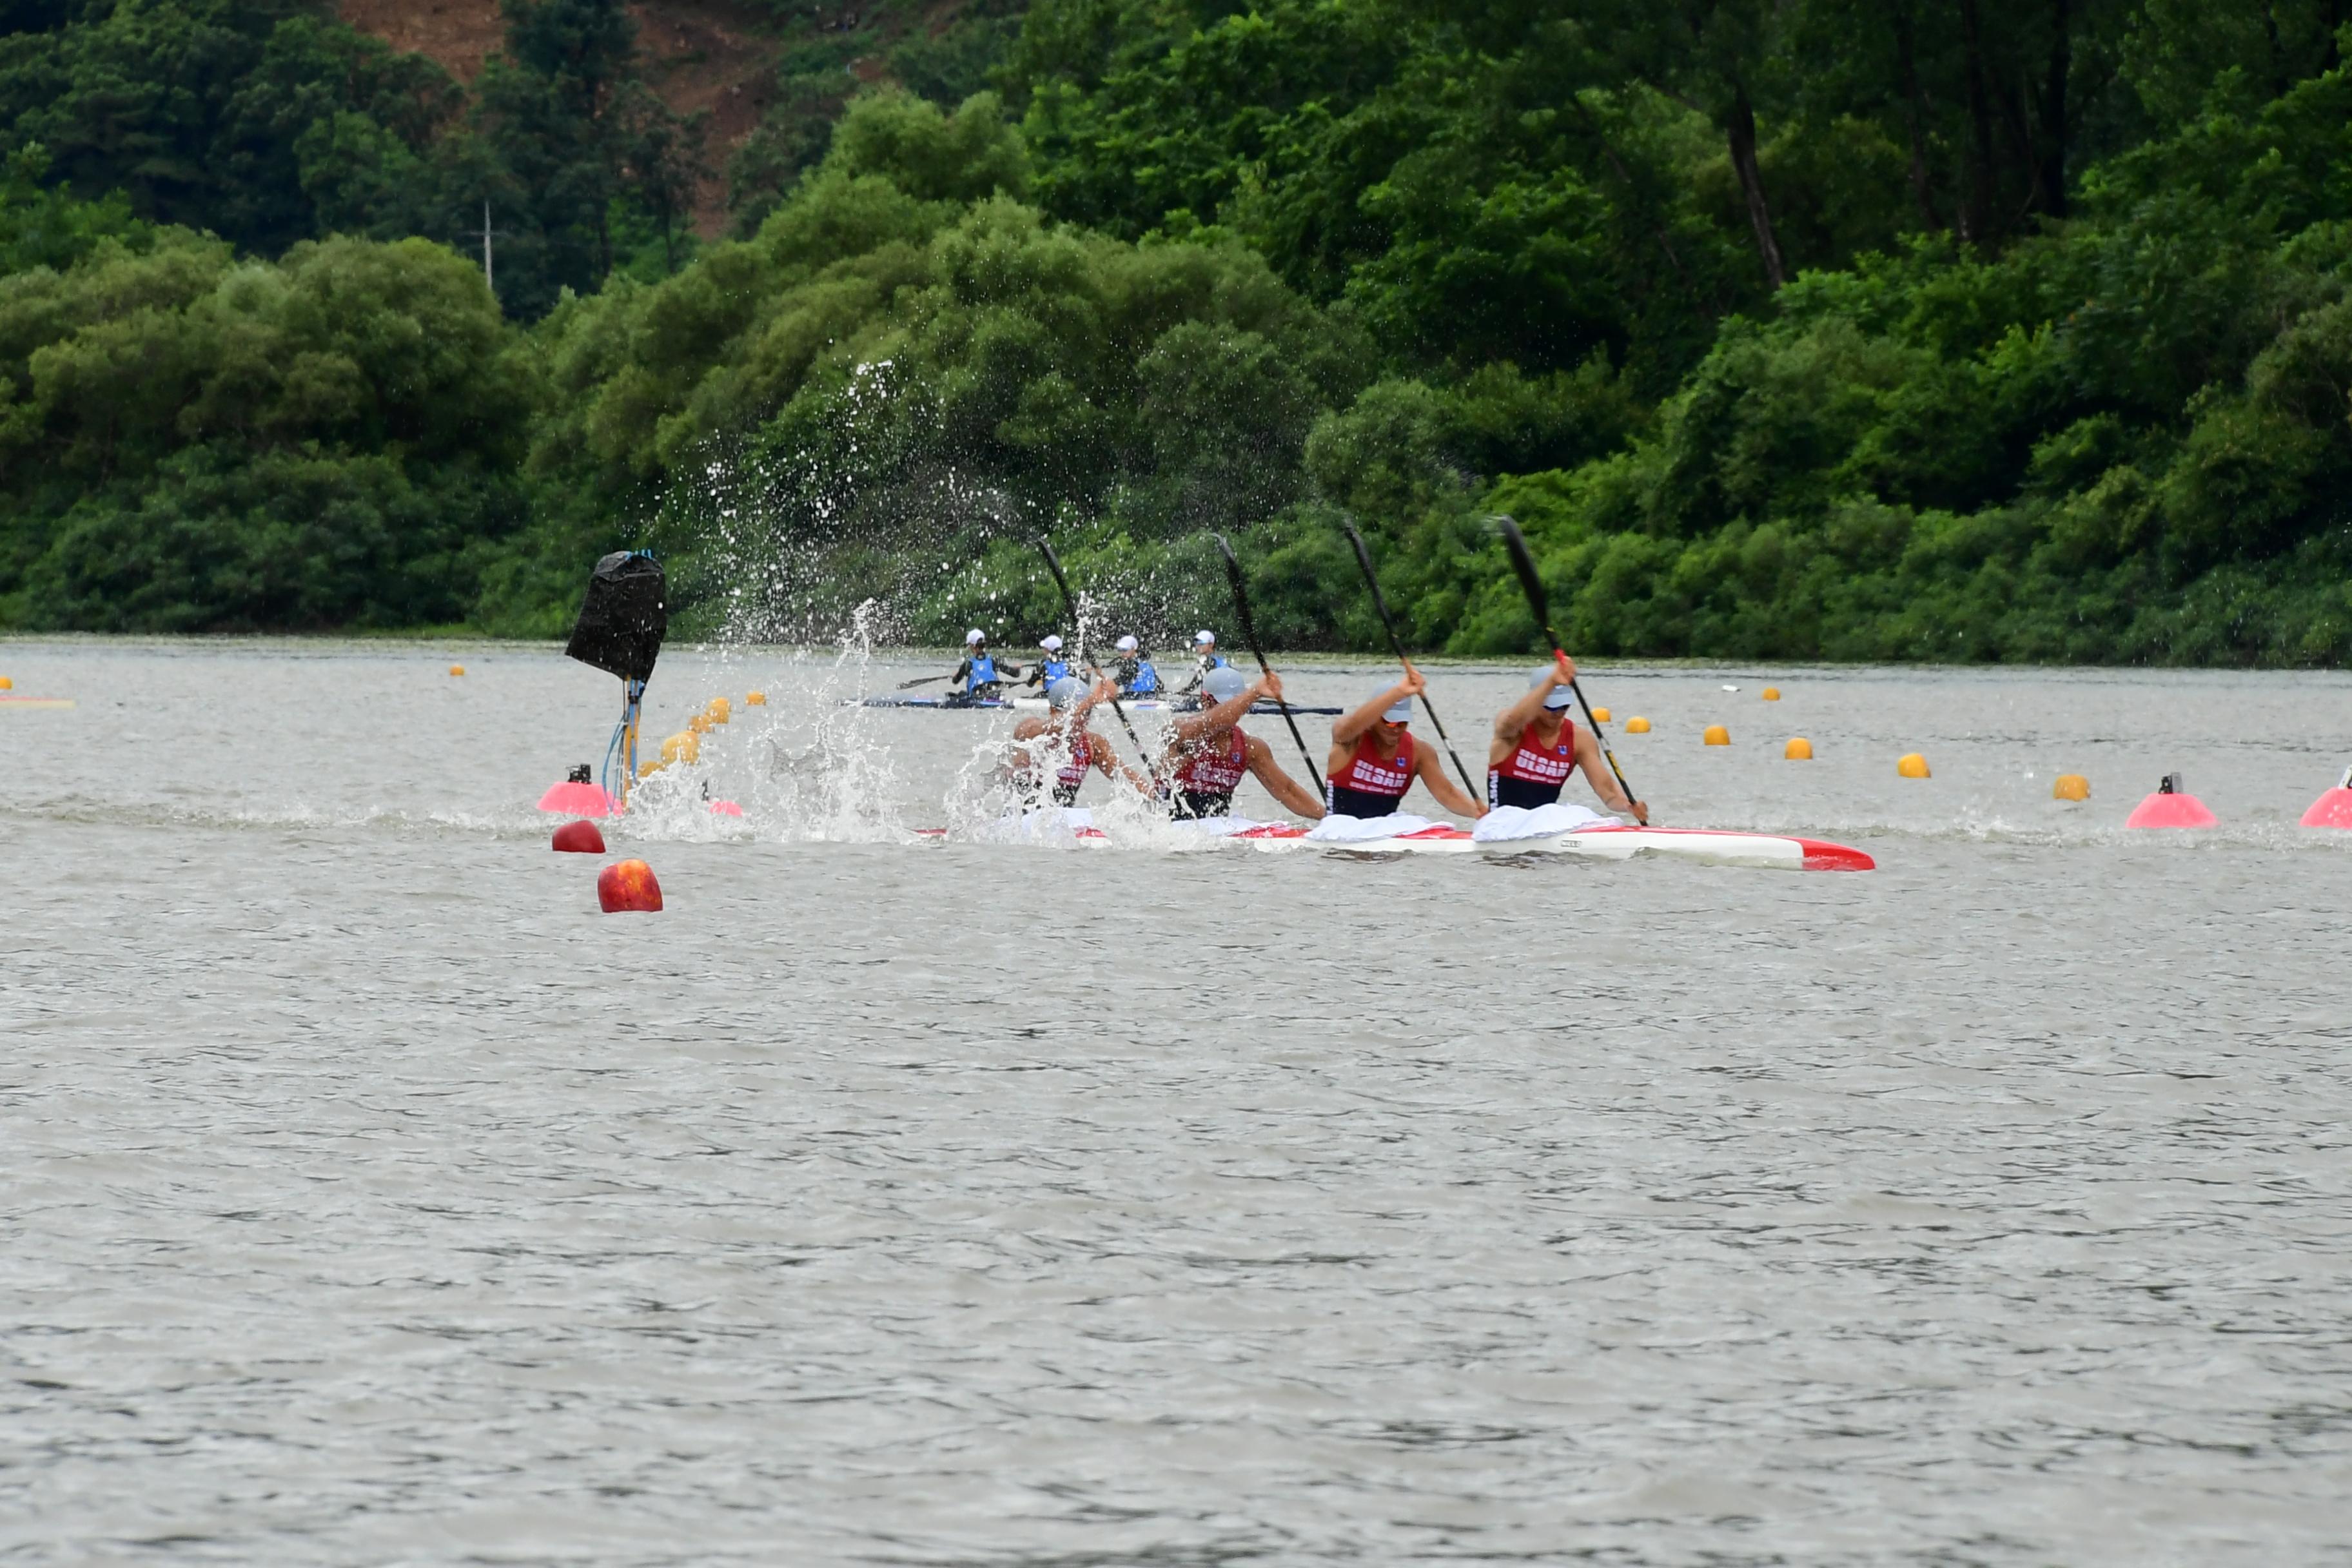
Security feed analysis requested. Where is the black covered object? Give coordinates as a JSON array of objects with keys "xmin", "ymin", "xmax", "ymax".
[{"xmin": 565, "ymin": 551, "xmax": 666, "ymax": 683}]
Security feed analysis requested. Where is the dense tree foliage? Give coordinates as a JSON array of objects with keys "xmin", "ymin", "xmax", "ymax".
[{"xmin": 2, "ymin": 0, "xmax": 2351, "ymax": 663}]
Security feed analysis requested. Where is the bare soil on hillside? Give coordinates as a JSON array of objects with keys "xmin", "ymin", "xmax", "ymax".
[{"xmin": 335, "ymin": 0, "xmax": 799, "ymax": 235}]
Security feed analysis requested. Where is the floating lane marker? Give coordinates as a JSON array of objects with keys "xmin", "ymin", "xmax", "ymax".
[
  {"xmin": 2298, "ymin": 767, "xmax": 2352, "ymax": 828},
  {"xmin": 552, "ymin": 819, "xmax": 606, "ymax": 853},
  {"xmin": 1785, "ymin": 737, "xmax": 1812, "ymax": 760},
  {"xmin": 598, "ymin": 859, "xmax": 663, "ymax": 912},
  {"xmin": 1625, "ymin": 716, "xmax": 1651, "ymax": 733},
  {"xmin": 2053, "ymin": 774, "xmax": 2090, "ymax": 801},
  {"xmin": 745, "ymin": 691, "xmax": 767, "ymax": 706},
  {"xmin": 1591, "ymin": 706, "xmax": 1611, "ymax": 723},
  {"xmin": 1761, "ymin": 687, "xmax": 1781, "ymax": 701},
  {"xmin": 538, "ymin": 780, "xmax": 619, "ymax": 816},
  {"xmin": 1703, "ymin": 725, "xmax": 1730, "ymax": 746},
  {"xmin": 449, "ymin": 664, "xmax": 465, "ymax": 677},
  {"xmin": 2124, "ymin": 773, "xmax": 2216, "ymax": 829},
  {"xmin": 1897, "ymin": 752, "xmax": 1930, "ymax": 778}
]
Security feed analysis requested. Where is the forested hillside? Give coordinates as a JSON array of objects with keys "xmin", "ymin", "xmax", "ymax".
[{"xmin": 4, "ymin": 0, "xmax": 2351, "ymax": 662}]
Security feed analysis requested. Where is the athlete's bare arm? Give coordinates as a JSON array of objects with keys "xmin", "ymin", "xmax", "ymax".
[
  {"xmin": 1170, "ymin": 671, "xmax": 1274, "ymax": 746},
  {"xmin": 1329, "ymin": 662, "xmax": 1425, "ymax": 750},
  {"xmin": 1084, "ymin": 725, "xmax": 1155, "ymax": 796},
  {"xmin": 1244, "ymin": 734, "xmax": 1325, "ymax": 819},
  {"xmin": 1574, "ymin": 726, "xmax": 1646, "ymax": 822},
  {"xmin": 1414, "ymin": 744, "xmax": 1485, "ymax": 819}
]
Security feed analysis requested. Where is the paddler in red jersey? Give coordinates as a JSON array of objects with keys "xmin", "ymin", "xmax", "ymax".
[
  {"xmin": 1323, "ymin": 662, "xmax": 1485, "ymax": 821},
  {"xmin": 1488, "ymin": 653, "xmax": 1647, "ymax": 821},
  {"xmin": 1162, "ymin": 665, "xmax": 1324, "ymax": 821},
  {"xmin": 1008, "ymin": 675, "xmax": 1153, "ymax": 808}
]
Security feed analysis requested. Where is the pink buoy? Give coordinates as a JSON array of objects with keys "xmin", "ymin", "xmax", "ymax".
[
  {"xmin": 2124, "ymin": 774, "xmax": 2217, "ymax": 830},
  {"xmin": 538, "ymin": 779, "xmax": 618, "ymax": 816},
  {"xmin": 709, "ymin": 799, "xmax": 743, "ymax": 818},
  {"xmin": 2300, "ymin": 783, "xmax": 2352, "ymax": 829}
]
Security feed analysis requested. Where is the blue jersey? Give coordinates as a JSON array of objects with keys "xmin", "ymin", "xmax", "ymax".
[
  {"xmin": 1122, "ymin": 658, "xmax": 1161, "ymax": 696},
  {"xmin": 1037, "ymin": 657, "xmax": 1072, "ymax": 685},
  {"xmin": 959, "ymin": 652, "xmax": 1000, "ymax": 692}
]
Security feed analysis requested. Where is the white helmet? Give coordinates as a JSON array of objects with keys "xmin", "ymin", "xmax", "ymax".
[
  {"xmin": 1193, "ymin": 629, "xmax": 1217, "ymax": 646},
  {"xmin": 965, "ymin": 629, "xmax": 985, "ymax": 645},
  {"xmin": 1041, "ymin": 634, "xmax": 1064, "ymax": 652},
  {"xmin": 1115, "ymin": 634, "xmax": 1139, "ymax": 652}
]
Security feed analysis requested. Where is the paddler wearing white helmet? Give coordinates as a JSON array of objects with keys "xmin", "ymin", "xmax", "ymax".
[
  {"xmin": 1006, "ymin": 674, "xmax": 1153, "ymax": 807},
  {"xmin": 1175, "ymin": 628, "xmax": 1230, "ymax": 696},
  {"xmin": 1162, "ymin": 664, "xmax": 1324, "ymax": 821},
  {"xmin": 1324, "ymin": 660, "xmax": 1485, "ymax": 821},
  {"xmin": 949, "ymin": 628, "xmax": 1019, "ymax": 702},
  {"xmin": 1113, "ymin": 634, "xmax": 1162, "ymax": 697},
  {"xmin": 1489, "ymin": 652, "xmax": 1647, "ymax": 821},
  {"xmin": 1021, "ymin": 632, "xmax": 1075, "ymax": 692}
]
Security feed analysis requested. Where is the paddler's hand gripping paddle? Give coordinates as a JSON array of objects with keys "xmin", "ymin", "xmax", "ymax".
[
  {"xmin": 1035, "ymin": 538, "xmax": 1169, "ymax": 798},
  {"xmin": 1340, "ymin": 519, "xmax": 1480, "ymax": 801},
  {"xmin": 1213, "ymin": 533, "xmax": 1323, "ymax": 794},
  {"xmin": 1495, "ymin": 514, "xmax": 1645, "ymax": 823}
]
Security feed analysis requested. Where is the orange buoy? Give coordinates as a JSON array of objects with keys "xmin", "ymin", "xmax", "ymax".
[
  {"xmin": 448, "ymin": 664, "xmax": 465, "ymax": 677},
  {"xmin": 598, "ymin": 859, "xmax": 663, "ymax": 912},
  {"xmin": 1703, "ymin": 725, "xmax": 1730, "ymax": 746},
  {"xmin": 705, "ymin": 696, "xmax": 730, "ymax": 724},
  {"xmin": 1591, "ymin": 706, "xmax": 1611, "ymax": 723},
  {"xmin": 2053, "ymin": 774, "xmax": 2090, "ymax": 801},
  {"xmin": 1625, "ymin": 716, "xmax": 1651, "ymax": 733},
  {"xmin": 1784, "ymin": 737, "xmax": 1812, "ymax": 760},
  {"xmin": 660, "ymin": 732, "xmax": 699, "ymax": 765},
  {"xmin": 0, "ymin": 676, "xmax": 12, "ymax": 690},
  {"xmin": 1897, "ymin": 752, "xmax": 1930, "ymax": 778},
  {"xmin": 552, "ymin": 819, "xmax": 606, "ymax": 854},
  {"xmin": 2124, "ymin": 774, "xmax": 2216, "ymax": 829},
  {"xmin": 745, "ymin": 691, "xmax": 767, "ymax": 706},
  {"xmin": 687, "ymin": 713, "xmax": 711, "ymax": 734},
  {"xmin": 1761, "ymin": 687, "xmax": 1781, "ymax": 701}
]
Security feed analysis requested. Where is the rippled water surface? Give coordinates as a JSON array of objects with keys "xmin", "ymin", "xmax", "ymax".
[{"xmin": 5, "ymin": 638, "xmax": 2351, "ymax": 1566}]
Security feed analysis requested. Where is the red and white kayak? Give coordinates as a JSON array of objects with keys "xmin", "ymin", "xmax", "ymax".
[{"xmin": 920, "ymin": 818, "xmax": 1872, "ymax": 870}]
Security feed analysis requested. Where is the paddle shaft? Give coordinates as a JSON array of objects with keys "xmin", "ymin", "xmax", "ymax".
[
  {"xmin": 1212, "ymin": 534, "xmax": 1324, "ymax": 794},
  {"xmin": 1035, "ymin": 540, "xmax": 1166, "ymax": 795},
  {"xmin": 1340, "ymin": 521, "xmax": 1482, "ymax": 801},
  {"xmin": 1494, "ymin": 515, "xmax": 1640, "ymax": 814}
]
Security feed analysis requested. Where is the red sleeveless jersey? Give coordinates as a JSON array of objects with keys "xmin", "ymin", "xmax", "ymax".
[
  {"xmin": 1493, "ymin": 716, "xmax": 1576, "ymax": 787},
  {"xmin": 1334, "ymin": 730, "xmax": 1415, "ymax": 800},
  {"xmin": 1175, "ymin": 729, "xmax": 1249, "ymax": 794},
  {"xmin": 1055, "ymin": 729, "xmax": 1095, "ymax": 789}
]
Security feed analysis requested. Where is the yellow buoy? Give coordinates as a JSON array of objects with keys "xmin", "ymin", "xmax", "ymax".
[
  {"xmin": 1897, "ymin": 752, "xmax": 1930, "ymax": 778},
  {"xmin": 1761, "ymin": 687, "xmax": 1781, "ymax": 701},
  {"xmin": 638, "ymin": 759, "xmax": 663, "ymax": 779},
  {"xmin": 448, "ymin": 664, "xmax": 465, "ymax": 677},
  {"xmin": 660, "ymin": 732, "xmax": 700, "ymax": 765},
  {"xmin": 2053, "ymin": 773, "xmax": 2090, "ymax": 801},
  {"xmin": 706, "ymin": 696, "xmax": 731, "ymax": 724},
  {"xmin": 1785, "ymin": 737, "xmax": 1812, "ymax": 760},
  {"xmin": 1625, "ymin": 716, "xmax": 1651, "ymax": 733},
  {"xmin": 0, "ymin": 675, "xmax": 11, "ymax": 690},
  {"xmin": 1703, "ymin": 725, "xmax": 1730, "ymax": 746},
  {"xmin": 687, "ymin": 713, "xmax": 711, "ymax": 735},
  {"xmin": 1591, "ymin": 706, "xmax": 1611, "ymax": 723},
  {"xmin": 745, "ymin": 691, "xmax": 767, "ymax": 707}
]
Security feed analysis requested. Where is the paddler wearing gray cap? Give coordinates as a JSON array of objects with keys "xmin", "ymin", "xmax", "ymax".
[
  {"xmin": 1162, "ymin": 665, "xmax": 1324, "ymax": 821},
  {"xmin": 1006, "ymin": 675, "xmax": 1154, "ymax": 807},
  {"xmin": 1489, "ymin": 652, "xmax": 1647, "ymax": 821},
  {"xmin": 1324, "ymin": 660, "xmax": 1485, "ymax": 821}
]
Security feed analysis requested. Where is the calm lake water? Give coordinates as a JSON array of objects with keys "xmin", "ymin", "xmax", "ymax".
[{"xmin": 5, "ymin": 637, "xmax": 2350, "ymax": 1566}]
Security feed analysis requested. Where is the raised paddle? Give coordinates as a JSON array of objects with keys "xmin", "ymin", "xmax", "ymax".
[
  {"xmin": 1211, "ymin": 533, "xmax": 1323, "ymax": 793},
  {"xmin": 1035, "ymin": 538, "xmax": 1167, "ymax": 796},
  {"xmin": 897, "ymin": 673, "xmax": 953, "ymax": 689},
  {"xmin": 1339, "ymin": 519, "xmax": 1480, "ymax": 801},
  {"xmin": 1494, "ymin": 514, "xmax": 1643, "ymax": 821}
]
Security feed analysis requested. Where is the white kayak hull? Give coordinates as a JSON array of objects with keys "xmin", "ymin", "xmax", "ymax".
[{"xmin": 920, "ymin": 821, "xmax": 1874, "ymax": 870}]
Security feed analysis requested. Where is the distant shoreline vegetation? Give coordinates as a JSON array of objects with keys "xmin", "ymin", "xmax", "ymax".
[{"xmin": 4, "ymin": 1, "xmax": 2351, "ymax": 666}]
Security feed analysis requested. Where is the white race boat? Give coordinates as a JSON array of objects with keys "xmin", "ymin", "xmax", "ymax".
[{"xmin": 919, "ymin": 818, "xmax": 1874, "ymax": 870}]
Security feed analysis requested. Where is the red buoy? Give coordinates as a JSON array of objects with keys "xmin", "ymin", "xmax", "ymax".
[
  {"xmin": 2301, "ymin": 787, "xmax": 2352, "ymax": 829},
  {"xmin": 2124, "ymin": 773, "xmax": 2217, "ymax": 830},
  {"xmin": 597, "ymin": 858, "xmax": 663, "ymax": 912},
  {"xmin": 552, "ymin": 819, "xmax": 605, "ymax": 854}
]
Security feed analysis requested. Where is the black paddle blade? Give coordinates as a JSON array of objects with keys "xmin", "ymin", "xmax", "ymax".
[
  {"xmin": 1494, "ymin": 515, "xmax": 1554, "ymax": 649},
  {"xmin": 565, "ymin": 551, "xmax": 666, "ymax": 683}
]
